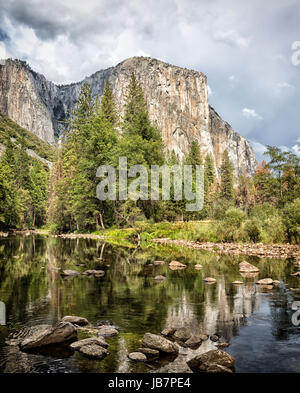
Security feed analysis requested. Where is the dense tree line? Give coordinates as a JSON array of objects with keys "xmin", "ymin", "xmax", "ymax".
[{"xmin": 0, "ymin": 137, "xmax": 48, "ymax": 229}]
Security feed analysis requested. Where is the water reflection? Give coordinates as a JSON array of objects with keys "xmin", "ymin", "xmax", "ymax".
[{"xmin": 0, "ymin": 235, "xmax": 299, "ymax": 373}]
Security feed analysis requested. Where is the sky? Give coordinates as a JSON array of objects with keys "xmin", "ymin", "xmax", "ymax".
[{"xmin": 0, "ymin": 0, "xmax": 299, "ymax": 163}]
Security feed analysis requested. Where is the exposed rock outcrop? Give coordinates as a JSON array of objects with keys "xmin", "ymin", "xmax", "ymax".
[{"xmin": 0, "ymin": 57, "xmax": 257, "ymax": 176}]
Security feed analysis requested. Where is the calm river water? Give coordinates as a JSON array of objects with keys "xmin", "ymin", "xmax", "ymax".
[{"xmin": 0, "ymin": 235, "xmax": 299, "ymax": 373}]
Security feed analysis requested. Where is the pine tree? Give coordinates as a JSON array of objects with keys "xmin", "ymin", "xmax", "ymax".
[
  {"xmin": 119, "ymin": 73, "xmax": 165, "ymax": 223},
  {"xmin": 253, "ymin": 160, "xmax": 274, "ymax": 205},
  {"xmin": 121, "ymin": 73, "xmax": 164, "ymax": 167},
  {"xmin": 99, "ymin": 80, "xmax": 118, "ymax": 126},
  {"xmin": 0, "ymin": 140, "xmax": 19, "ymax": 229},
  {"xmin": 185, "ymin": 141, "xmax": 202, "ymax": 167},
  {"xmin": 220, "ymin": 150, "xmax": 234, "ymax": 202},
  {"xmin": 236, "ymin": 171, "xmax": 255, "ymax": 212},
  {"xmin": 203, "ymin": 153, "xmax": 216, "ymax": 216}
]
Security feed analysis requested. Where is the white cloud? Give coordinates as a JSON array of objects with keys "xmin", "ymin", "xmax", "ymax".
[
  {"xmin": 277, "ymin": 81, "xmax": 294, "ymax": 89},
  {"xmin": 242, "ymin": 108, "xmax": 262, "ymax": 120},
  {"xmin": 0, "ymin": 0, "xmax": 299, "ymax": 154},
  {"xmin": 228, "ymin": 75, "xmax": 238, "ymax": 82},
  {"xmin": 249, "ymin": 140, "xmax": 266, "ymax": 155},
  {"xmin": 213, "ymin": 30, "xmax": 251, "ymax": 49},
  {"xmin": 292, "ymin": 144, "xmax": 300, "ymax": 156}
]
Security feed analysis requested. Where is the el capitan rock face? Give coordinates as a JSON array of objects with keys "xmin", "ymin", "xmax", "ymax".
[{"xmin": 0, "ymin": 57, "xmax": 257, "ymax": 176}]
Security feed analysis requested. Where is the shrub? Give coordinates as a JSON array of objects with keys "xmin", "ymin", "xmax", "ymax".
[
  {"xmin": 243, "ymin": 218, "xmax": 262, "ymax": 242},
  {"xmin": 212, "ymin": 200, "xmax": 234, "ymax": 220},
  {"xmin": 282, "ymin": 198, "xmax": 300, "ymax": 244},
  {"xmin": 216, "ymin": 207, "xmax": 247, "ymax": 242}
]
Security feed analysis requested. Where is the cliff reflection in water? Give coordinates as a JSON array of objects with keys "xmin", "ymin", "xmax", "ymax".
[{"xmin": 0, "ymin": 235, "xmax": 299, "ymax": 373}]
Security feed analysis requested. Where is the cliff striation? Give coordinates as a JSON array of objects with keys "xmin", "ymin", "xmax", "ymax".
[{"xmin": 0, "ymin": 57, "xmax": 257, "ymax": 176}]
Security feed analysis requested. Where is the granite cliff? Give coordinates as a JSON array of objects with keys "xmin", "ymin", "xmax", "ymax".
[{"xmin": 0, "ymin": 57, "xmax": 257, "ymax": 176}]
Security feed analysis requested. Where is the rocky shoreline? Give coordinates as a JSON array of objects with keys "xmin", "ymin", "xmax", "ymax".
[
  {"xmin": 6, "ymin": 315, "xmax": 235, "ymax": 373},
  {"xmin": 1, "ymin": 231, "xmax": 300, "ymax": 259},
  {"xmin": 154, "ymin": 238, "xmax": 300, "ymax": 259}
]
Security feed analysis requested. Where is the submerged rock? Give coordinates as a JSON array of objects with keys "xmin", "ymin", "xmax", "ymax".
[
  {"xmin": 142, "ymin": 333, "xmax": 179, "ymax": 354},
  {"xmin": 153, "ymin": 261, "xmax": 165, "ymax": 265},
  {"xmin": 82, "ymin": 269, "xmax": 105, "ymax": 277},
  {"xmin": 79, "ymin": 344, "xmax": 109, "ymax": 360},
  {"xmin": 128, "ymin": 352, "xmax": 147, "ymax": 362},
  {"xmin": 154, "ymin": 275, "xmax": 166, "ymax": 281},
  {"xmin": 137, "ymin": 347, "xmax": 159, "ymax": 359},
  {"xmin": 185, "ymin": 335, "xmax": 203, "ymax": 347},
  {"xmin": 203, "ymin": 277, "xmax": 216, "ymax": 283},
  {"xmin": 61, "ymin": 270, "xmax": 79, "ymax": 277},
  {"xmin": 70, "ymin": 337, "xmax": 109, "ymax": 350},
  {"xmin": 169, "ymin": 261, "xmax": 186, "ymax": 269},
  {"xmin": 232, "ymin": 281, "xmax": 244, "ymax": 285},
  {"xmin": 98, "ymin": 326, "xmax": 119, "ymax": 337},
  {"xmin": 20, "ymin": 322, "xmax": 77, "ymax": 351},
  {"xmin": 210, "ymin": 334, "xmax": 220, "ymax": 342},
  {"xmin": 199, "ymin": 334, "xmax": 209, "ymax": 341},
  {"xmin": 187, "ymin": 349, "xmax": 235, "ymax": 373},
  {"xmin": 256, "ymin": 278, "xmax": 274, "ymax": 285},
  {"xmin": 216, "ymin": 337, "xmax": 230, "ymax": 348},
  {"xmin": 61, "ymin": 316, "xmax": 89, "ymax": 326},
  {"xmin": 291, "ymin": 271, "xmax": 300, "ymax": 277},
  {"xmin": 239, "ymin": 261, "xmax": 259, "ymax": 273}
]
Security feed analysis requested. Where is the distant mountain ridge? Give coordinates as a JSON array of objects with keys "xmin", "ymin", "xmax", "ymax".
[{"xmin": 0, "ymin": 57, "xmax": 257, "ymax": 176}]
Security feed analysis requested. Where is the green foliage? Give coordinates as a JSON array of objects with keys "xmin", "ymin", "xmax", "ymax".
[
  {"xmin": 282, "ymin": 198, "xmax": 300, "ymax": 244},
  {"xmin": 0, "ymin": 112, "xmax": 55, "ymax": 161},
  {"xmin": 220, "ymin": 150, "xmax": 234, "ymax": 202},
  {"xmin": 216, "ymin": 207, "xmax": 247, "ymax": 242},
  {"xmin": 0, "ymin": 135, "xmax": 49, "ymax": 230}
]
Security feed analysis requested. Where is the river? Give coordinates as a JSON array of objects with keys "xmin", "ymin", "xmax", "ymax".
[{"xmin": 0, "ymin": 235, "xmax": 299, "ymax": 373}]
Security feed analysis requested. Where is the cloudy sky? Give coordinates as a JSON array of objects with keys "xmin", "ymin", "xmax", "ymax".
[{"xmin": 0, "ymin": 0, "xmax": 299, "ymax": 162}]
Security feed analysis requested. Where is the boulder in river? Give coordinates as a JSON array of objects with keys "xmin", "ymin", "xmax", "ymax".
[
  {"xmin": 153, "ymin": 261, "xmax": 165, "ymax": 265},
  {"xmin": 256, "ymin": 278, "xmax": 274, "ymax": 285},
  {"xmin": 61, "ymin": 270, "xmax": 79, "ymax": 277},
  {"xmin": 142, "ymin": 333, "xmax": 179, "ymax": 354},
  {"xmin": 128, "ymin": 352, "xmax": 147, "ymax": 362},
  {"xmin": 154, "ymin": 275, "xmax": 166, "ymax": 281},
  {"xmin": 291, "ymin": 271, "xmax": 300, "ymax": 277},
  {"xmin": 20, "ymin": 322, "xmax": 77, "ymax": 351},
  {"xmin": 137, "ymin": 347, "xmax": 159, "ymax": 359},
  {"xmin": 203, "ymin": 277, "xmax": 216, "ymax": 283},
  {"xmin": 239, "ymin": 261, "xmax": 259, "ymax": 273},
  {"xmin": 232, "ymin": 281, "xmax": 244, "ymax": 285},
  {"xmin": 70, "ymin": 337, "xmax": 109, "ymax": 350},
  {"xmin": 185, "ymin": 335, "xmax": 203, "ymax": 347},
  {"xmin": 169, "ymin": 261, "xmax": 186, "ymax": 269},
  {"xmin": 187, "ymin": 349, "xmax": 235, "ymax": 373},
  {"xmin": 173, "ymin": 327, "xmax": 191, "ymax": 341},
  {"xmin": 82, "ymin": 269, "xmax": 105, "ymax": 277},
  {"xmin": 161, "ymin": 328, "xmax": 176, "ymax": 337},
  {"xmin": 194, "ymin": 264, "xmax": 203, "ymax": 270},
  {"xmin": 61, "ymin": 316, "xmax": 89, "ymax": 326},
  {"xmin": 210, "ymin": 334, "xmax": 220, "ymax": 342},
  {"xmin": 98, "ymin": 326, "xmax": 119, "ymax": 337},
  {"xmin": 79, "ymin": 344, "xmax": 109, "ymax": 360}
]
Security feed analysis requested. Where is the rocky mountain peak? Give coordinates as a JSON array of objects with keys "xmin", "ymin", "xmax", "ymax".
[{"xmin": 0, "ymin": 56, "xmax": 257, "ymax": 176}]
